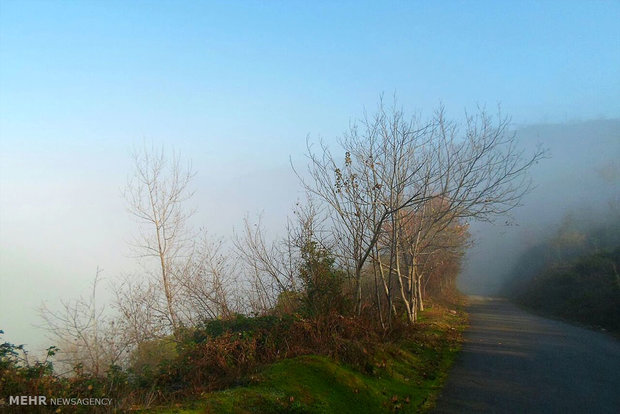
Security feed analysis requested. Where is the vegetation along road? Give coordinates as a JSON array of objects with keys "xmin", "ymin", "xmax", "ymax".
[{"xmin": 433, "ymin": 296, "xmax": 620, "ymax": 414}]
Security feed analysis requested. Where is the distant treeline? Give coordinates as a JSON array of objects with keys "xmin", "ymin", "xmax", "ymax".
[{"xmin": 504, "ymin": 208, "xmax": 620, "ymax": 332}]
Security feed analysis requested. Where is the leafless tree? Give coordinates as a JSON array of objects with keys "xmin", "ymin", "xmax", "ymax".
[
  {"xmin": 299, "ymin": 99, "xmax": 546, "ymax": 324},
  {"xmin": 123, "ymin": 145, "xmax": 195, "ymax": 338},
  {"xmin": 176, "ymin": 232, "xmax": 237, "ymax": 322},
  {"xmin": 39, "ymin": 268, "xmax": 127, "ymax": 376},
  {"xmin": 233, "ymin": 215, "xmax": 300, "ymax": 314},
  {"xmin": 112, "ymin": 274, "xmax": 169, "ymax": 346},
  {"xmin": 297, "ymin": 100, "xmax": 435, "ymax": 315}
]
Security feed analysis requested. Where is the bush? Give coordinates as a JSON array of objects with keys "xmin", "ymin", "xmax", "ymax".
[
  {"xmin": 299, "ymin": 241, "xmax": 351, "ymax": 317},
  {"xmin": 0, "ymin": 335, "xmax": 61, "ymax": 399},
  {"xmin": 130, "ymin": 338, "xmax": 177, "ymax": 374},
  {"xmin": 0, "ymin": 331, "xmax": 127, "ymax": 412}
]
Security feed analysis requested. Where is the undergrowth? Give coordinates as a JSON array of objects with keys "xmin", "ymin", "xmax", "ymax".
[{"xmin": 146, "ymin": 300, "xmax": 467, "ymax": 414}]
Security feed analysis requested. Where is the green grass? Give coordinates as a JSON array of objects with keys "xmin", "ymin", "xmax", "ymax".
[{"xmin": 146, "ymin": 304, "xmax": 466, "ymax": 414}]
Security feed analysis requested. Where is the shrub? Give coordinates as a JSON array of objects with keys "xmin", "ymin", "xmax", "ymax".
[
  {"xmin": 299, "ymin": 241, "xmax": 351, "ymax": 317},
  {"xmin": 0, "ymin": 331, "xmax": 126, "ymax": 412},
  {"xmin": 129, "ymin": 336, "xmax": 178, "ymax": 384}
]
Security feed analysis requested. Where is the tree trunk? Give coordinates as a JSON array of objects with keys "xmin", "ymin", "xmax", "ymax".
[{"xmin": 416, "ymin": 273, "xmax": 424, "ymax": 312}]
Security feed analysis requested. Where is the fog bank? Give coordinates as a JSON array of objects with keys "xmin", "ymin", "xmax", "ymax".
[{"xmin": 458, "ymin": 119, "xmax": 620, "ymax": 295}]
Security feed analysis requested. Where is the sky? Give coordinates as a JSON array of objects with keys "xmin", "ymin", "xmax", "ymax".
[{"xmin": 1, "ymin": 1, "xmax": 619, "ymax": 349}]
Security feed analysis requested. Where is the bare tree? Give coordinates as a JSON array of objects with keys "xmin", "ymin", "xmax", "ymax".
[
  {"xmin": 299, "ymin": 99, "xmax": 545, "ymax": 324},
  {"xmin": 123, "ymin": 146, "xmax": 195, "ymax": 338},
  {"xmin": 39, "ymin": 268, "xmax": 127, "ymax": 376},
  {"xmin": 233, "ymin": 215, "xmax": 300, "ymax": 314},
  {"xmin": 112, "ymin": 273, "xmax": 169, "ymax": 346},
  {"xmin": 176, "ymin": 232, "xmax": 236, "ymax": 322},
  {"xmin": 231, "ymin": 199, "xmax": 331, "ymax": 316},
  {"xmin": 297, "ymin": 101, "xmax": 434, "ymax": 315}
]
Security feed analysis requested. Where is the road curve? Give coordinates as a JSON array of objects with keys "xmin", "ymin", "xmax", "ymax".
[{"xmin": 433, "ymin": 296, "xmax": 620, "ymax": 414}]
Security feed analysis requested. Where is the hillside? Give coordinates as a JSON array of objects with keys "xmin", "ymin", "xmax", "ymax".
[{"xmin": 514, "ymin": 248, "xmax": 620, "ymax": 333}]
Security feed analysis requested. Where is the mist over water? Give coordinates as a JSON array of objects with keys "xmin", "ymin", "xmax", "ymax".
[{"xmin": 459, "ymin": 119, "xmax": 620, "ymax": 296}]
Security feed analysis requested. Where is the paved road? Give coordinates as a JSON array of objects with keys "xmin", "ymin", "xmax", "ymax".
[{"xmin": 433, "ymin": 296, "xmax": 620, "ymax": 414}]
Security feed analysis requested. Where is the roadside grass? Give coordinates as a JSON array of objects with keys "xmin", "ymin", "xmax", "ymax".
[{"xmin": 145, "ymin": 302, "xmax": 467, "ymax": 414}]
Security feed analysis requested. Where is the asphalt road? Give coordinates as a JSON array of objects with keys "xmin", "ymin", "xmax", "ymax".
[{"xmin": 433, "ymin": 296, "xmax": 620, "ymax": 414}]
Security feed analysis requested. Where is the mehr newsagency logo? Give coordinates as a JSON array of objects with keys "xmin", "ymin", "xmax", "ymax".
[{"xmin": 1, "ymin": 395, "xmax": 113, "ymax": 407}]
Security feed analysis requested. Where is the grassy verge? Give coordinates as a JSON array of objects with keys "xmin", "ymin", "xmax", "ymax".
[{"xmin": 146, "ymin": 301, "xmax": 467, "ymax": 414}]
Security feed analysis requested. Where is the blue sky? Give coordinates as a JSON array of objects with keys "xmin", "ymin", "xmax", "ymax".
[
  {"xmin": 2, "ymin": 1, "xmax": 619, "ymax": 156},
  {"xmin": 1, "ymin": 1, "xmax": 619, "ymax": 348}
]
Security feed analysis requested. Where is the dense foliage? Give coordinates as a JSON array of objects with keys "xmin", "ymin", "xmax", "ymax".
[
  {"xmin": 515, "ymin": 248, "xmax": 620, "ymax": 332},
  {"xmin": 505, "ymin": 212, "xmax": 620, "ymax": 333}
]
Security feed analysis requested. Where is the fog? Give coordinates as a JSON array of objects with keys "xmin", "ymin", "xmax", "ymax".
[
  {"xmin": 1, "ymin": 118, "xmax": 618, "ymax": 352},
  {"xmin": 459, "ymin": 119, "xmax": 620, "ymax": 295},
  {"xmin": 0, "ymin": 153, "xmax": 306, "ymax": 352},
  {"xmin": 1, "ymin": 1, "xmax": 619, "ymax": 357}
]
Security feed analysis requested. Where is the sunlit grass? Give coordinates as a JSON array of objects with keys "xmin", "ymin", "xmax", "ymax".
[{"xmin": 146, "ymin": 302, "xmax": 467, "ymax": 414}]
